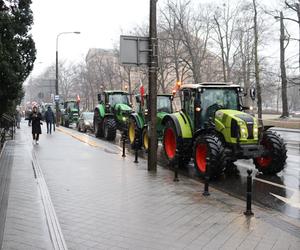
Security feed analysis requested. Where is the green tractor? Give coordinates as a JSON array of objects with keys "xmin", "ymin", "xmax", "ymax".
[
  {"xmin": 162, "ymin": 82, "xmax": 287, "ymax": 178},
  {"xmin": 93, "ymin": 90, "xmax": 133, "ymax": 141},
  {"xmin": 128, "ymin": 94, "xmax": 173, "ymax": 150},
  {"xmin": 60, "ymin": 100, "xmax": 79, "ymax": 128}
]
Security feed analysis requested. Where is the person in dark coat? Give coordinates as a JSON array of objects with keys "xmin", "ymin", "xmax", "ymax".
[
  {"xmin": 30, "ymin": 106, "xmax": 42, "ymax": 144},
  {"xmin": 44, "ymin": 106, "xmax": 55, "ymax": 134}
]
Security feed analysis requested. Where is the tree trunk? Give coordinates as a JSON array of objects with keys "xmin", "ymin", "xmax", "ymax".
[
  {"xmin": 253, "ymin": 0, "xmax": 262, "ymax": 119},
  {"xmin": 280, "ymin": 11, "xmax": 289, "ymax": 117}
]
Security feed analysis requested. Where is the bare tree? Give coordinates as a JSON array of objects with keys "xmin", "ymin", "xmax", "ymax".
[
  {"xmin": 284, "ymin": 0, "xmax": 300, "ymax": 71},
  {"xmin": 279, "ymin": 11, "xmax": 289, "ymax": 117},
  {"xmin": 167, "ymin": 0, "xmax": 213, "ymax": 83},
  {"xmin": 213, "ymin": 1, "xmax": 240, "ymax": 82},
  {"xmin": 253, "ymin": 0, "xmax": 263, "ymax": 119}
]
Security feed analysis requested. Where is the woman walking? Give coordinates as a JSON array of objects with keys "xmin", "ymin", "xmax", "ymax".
[{"xmin": 30, "ymin": 106, "xmax": 42, "ymax": 144}]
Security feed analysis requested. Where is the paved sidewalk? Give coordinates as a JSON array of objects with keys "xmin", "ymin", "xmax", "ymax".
[{"xmin": 0, "ymin": 121, "xmax": 300, "ymax": 249}]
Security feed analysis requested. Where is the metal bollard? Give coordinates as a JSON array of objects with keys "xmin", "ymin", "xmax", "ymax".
[
  {"xmin": 173, "ymin": 156, "xmax": 179, "ymax": 182},
  {"xmin": 244, "ymin": 169, "xmax": 254, "ymax": 216},
  {"xmin": 122, "ymin": 133, "xmax": 126, "ymax": 158},
  {"xmin": 202, "ymin": 175, "xmax": 210, "ymax": 196},
  {"xmin": 203, "ymin": 159, "xmax": 210, "ymax": 196}
]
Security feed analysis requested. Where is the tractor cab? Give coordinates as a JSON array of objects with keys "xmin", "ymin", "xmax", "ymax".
[{"xmin": 180, "ymin": 82, "xmax": 242, "ymax": 130}]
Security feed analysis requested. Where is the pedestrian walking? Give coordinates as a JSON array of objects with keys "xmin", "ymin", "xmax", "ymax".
[
  {"xmin": 30, "ymin": 106, "xmax": 42, "ymax": 145},
  {"xmin": 44, "ymin": 106, "xmax": 55, "ymax": 134},
  {"xmin": 15, "ymin": 110, "xmax": 21, "ymax": 129}
]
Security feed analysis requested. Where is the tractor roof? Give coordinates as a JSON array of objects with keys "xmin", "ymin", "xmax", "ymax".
[
  {"xmin": 181, "ymin": 82, "xmax": 241, "ymax": 90},
  {"xmin": 104, "ymin": 90, "xmax": 129, "ymax": 94}
]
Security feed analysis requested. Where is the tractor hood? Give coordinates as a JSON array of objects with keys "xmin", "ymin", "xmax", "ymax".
[
  {"xmin": 70, "ymin": 108, "xmax": 79, "ymax": 113},
  {"xmin": 114, "ymin": 103, "xmax": 132, "ymax": 112},
  {"xmin": 214, "ymin": 109, "xmax": 259, "ymax": 144}
]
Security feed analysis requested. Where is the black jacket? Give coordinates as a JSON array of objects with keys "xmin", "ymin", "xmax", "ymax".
[
  {"xmin": 45, "ymin": 109, "xmax": 55, "ymax": 123},
  {"xmin": 30, "ymin": 112, "xmax": 42, "ymax": 134}
]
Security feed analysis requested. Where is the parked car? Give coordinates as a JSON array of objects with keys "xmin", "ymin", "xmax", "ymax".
[{"xmin": 77, "ymin": 112, "xmax": 94, "ymax": 132}]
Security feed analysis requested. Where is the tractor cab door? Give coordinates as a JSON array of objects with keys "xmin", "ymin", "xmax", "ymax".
[{"xmin": 182, "ymin": 89, "xmax": 195, "ymax": 131}]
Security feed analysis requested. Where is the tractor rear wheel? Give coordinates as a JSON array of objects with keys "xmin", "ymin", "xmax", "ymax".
[
  {"xmin": 128, "ymin": 118, "xmax": 141, "ymax": 148},
  {"xmin": 193, "ymin": 134, "xmax": 225, "ymax": 179},
  {"xmin": 253, "ymin": 130, "xmax": 286, "ymax": 175},
  {"xmin": 163, "ymin": 120, "xmax": 191, "ymax": 167},
  {"xmin": 103, "ymin": 117, "xmax": 117, "ymax": 141}
]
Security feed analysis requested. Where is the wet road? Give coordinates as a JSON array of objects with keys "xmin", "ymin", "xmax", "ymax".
[{"xmin": 68, "ymin": 125, "xmax": 300, "ymax": 219}]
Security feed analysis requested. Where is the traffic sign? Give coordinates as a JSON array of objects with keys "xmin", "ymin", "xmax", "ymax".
[
  {"xmin": 54, "ymin": 95, "xmax": 59, "ymax": 101},
  {"xmin": 120, "ymin": 35, "xmax": 149, "ymax": 66}
]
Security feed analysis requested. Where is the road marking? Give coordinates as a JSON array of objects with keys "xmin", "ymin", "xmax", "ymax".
[
  {"xmin": 57, "ymin": 127, "xmax": 123, "ymax": 154},
  {"xmin": 254, "ymin": 177, "xmax": 298, "ymax": 193},
  {"xmin": 270, "ymin": 192, "xmax": 300, "ymax": 209}
]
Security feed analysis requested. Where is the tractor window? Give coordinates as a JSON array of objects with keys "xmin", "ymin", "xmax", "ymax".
[
  {"xmin": 157, "ymin": 96, "xmax": 172, "ymax": 113},
  {"xmin": 183, "ymin": 90, "xmax": 195, "ymax": 127},
  {"xmin": 109, "ymin": 94, "xmax": 129, "ymax": 106},
  {"xmin": 200, "ymin": 88, "xmax": 238, "ymax": 123},
  {"xmin": 66, "ymin": 102, "xmax": 77, "ymax": 110}
]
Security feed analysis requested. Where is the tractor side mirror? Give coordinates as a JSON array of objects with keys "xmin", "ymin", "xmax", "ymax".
[
  {"xmin": 249, "ymin": 87, "xmax": 256, "ymax": 101},
  {"xmin": 135, "ymin": 95, "xmax": 141, "ymax": 103}
]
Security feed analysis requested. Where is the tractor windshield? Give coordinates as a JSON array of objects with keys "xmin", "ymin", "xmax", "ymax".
[
  {"xmin": 109, "ymin": 94, "xmax": 129, "ymax": 106},
  {"xmin": 200, "ymin": 88, "xmax": 238, "ymax": 122},
  {"xmin": 66, "ymin": 102, "xmax": 78, "ymax": 110},
  {"xmin": 157, "ymin": 96, "xmax": 172, "ymax": 113}
]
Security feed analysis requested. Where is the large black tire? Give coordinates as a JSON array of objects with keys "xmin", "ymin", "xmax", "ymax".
[
  {"xmin": 193, "ymin": 134, "xmax": 225, "ymax": 179},
  {"xmin": 163, "ymin": 120, "xmax": 191, "ymax": 167},
  {"xmin": 103, "ymin": 117, "xmax": 117, "ymax": 141},
  {"xmin": 65, "ymin": 120, "xmax": 69, "ymax": 128},
  {"xmin": 128, "ymin": 117, "xmax": 141, "ymax": 149},
  {"xmin": 142, "ymin": 127, "xmax": 149, "ymax": 151},
  {"xmin": 253, "ymin": 130, "xmax": 287, "ymax": 175}
]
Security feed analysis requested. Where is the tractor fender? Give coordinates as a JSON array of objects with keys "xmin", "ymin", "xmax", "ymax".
[
  {"xmin": 94, "ymin": 104, "xmax": 105, "ymax": 118},
  {"xmin": 129, "ymin": 113, "xmax": 144, "ymax": 130},
  {"xmin": 162, "ymin": 112, "xmax": 192, "ymax": 139}
]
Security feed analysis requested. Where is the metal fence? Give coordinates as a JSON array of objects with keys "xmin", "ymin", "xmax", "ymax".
[{"xmin": 0, "ymin": 113, "xmax": 16, "ymax": 148}]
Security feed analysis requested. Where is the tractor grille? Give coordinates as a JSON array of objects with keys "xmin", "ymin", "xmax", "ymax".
[
  {"xmin": 231, "ymin": 119, "xmax": 239, "ymax": 138},
  {"xmin": 235, "ymin": 114, "xmax": 254, "ymax": 139},
  {"xmin": 246, "ymin": 123, "xmax": 254, "ymax": 139}
]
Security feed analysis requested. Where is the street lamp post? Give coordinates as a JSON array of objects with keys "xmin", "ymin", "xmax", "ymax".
[{"xmin": 55, "ymin": 31, "xmax": 80, "ymax": 126}]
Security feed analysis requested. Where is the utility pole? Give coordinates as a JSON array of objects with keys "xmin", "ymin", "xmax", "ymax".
[
  {"xmin": 280, "ymin": 11, "xmax": 289, "ymax": 118},
  {"xmin": 148, "ymin": 0, "xmax": 158, "ymax": 171}
]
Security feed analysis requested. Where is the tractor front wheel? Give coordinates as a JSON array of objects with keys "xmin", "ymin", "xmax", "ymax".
[
  {"xmin": 253, "ymin": 130, "xmax": 286, "ymax": 175},
  {"xmin": 193, "ymin": 134, "xmax": 225, "ymax": 179},
  {"xmin": 94, "ymin": 117, "xmax": 104, "ymax": 138},
  {"xmin": 128, "ymin": 118, "xmax": 141, "ymax": 149},
  {"xmin": 163, "ymin": 120, "xmax": 191, "ymax": 167},
  {"xmin": 103, "ymin": 117, "xmax": 117, "ymax": 141}
]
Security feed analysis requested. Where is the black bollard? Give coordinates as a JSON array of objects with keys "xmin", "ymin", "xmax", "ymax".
[
  {"xmin": 173, "ymin": 157, "xmax": 179, "ymax": 182},
  {"xmin": 173, "ymin": 165, "xmax": 179, "ymax": 182},
  {"xmin": 244, "ymin": 169, "xmax": 254, "ymax": 216},
  {"xmin": 203, "ymin": 160, "xmax": 210, "ymax": 196},
  {"xmin": 122, "ymin": 133, "xmax": 126, "ymax": 158},
  {"xmin": 202, "ymin": 175, "xmax": 210, "ymax": 196}
]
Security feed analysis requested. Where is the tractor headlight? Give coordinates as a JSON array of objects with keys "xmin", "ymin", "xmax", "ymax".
[
  {"xmin": 122, "ymin": 117, "xmax": 127, "ymax": 122},
  {"xmin": 240, "ymin": 127, "xmax": 248, "ymax": 139},
  {"xmin": 238, "ymin": 121, "xmax": 244, "ymax": 126},
  {"xmin": 253, "ymin": 127, "xmax": 258, "ymax": 137}
]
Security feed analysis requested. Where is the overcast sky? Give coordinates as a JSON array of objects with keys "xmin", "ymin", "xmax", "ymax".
[
  {"xmin": 30, "ymin": 0, "xmax": 151, "ymax": 77},
  {"xmin": 29, "ymin": 0, "xmax": 297, "ymax": 78}
]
